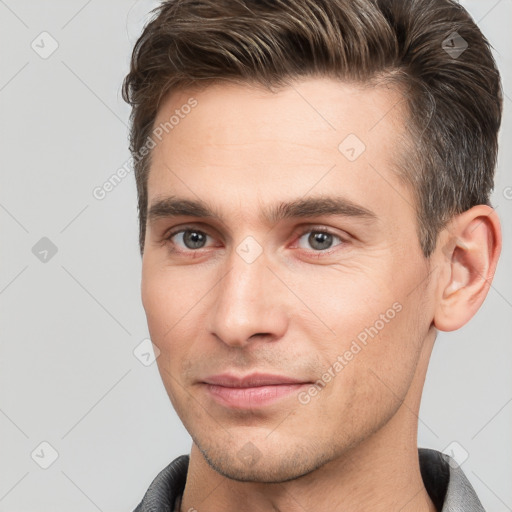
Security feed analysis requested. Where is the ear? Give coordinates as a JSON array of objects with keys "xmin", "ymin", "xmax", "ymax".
[{"xmin": 433, "ymin": 205, "xmax": 502, "ymax": 332}]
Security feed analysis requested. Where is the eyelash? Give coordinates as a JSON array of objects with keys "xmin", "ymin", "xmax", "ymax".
[{"xmin": 163, "ymin": 225, "xmax": 347, "ymax": 257}]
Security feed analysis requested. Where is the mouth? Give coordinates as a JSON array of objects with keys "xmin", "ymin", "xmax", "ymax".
[{"xmin": 200, "ymin": 373, "xmax": 310, "ymax": 409}]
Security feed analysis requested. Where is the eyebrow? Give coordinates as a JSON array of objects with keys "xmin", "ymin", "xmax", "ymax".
[{"xmin": 147, "ymin": 195, "xmax": 377, "ymax": 226}]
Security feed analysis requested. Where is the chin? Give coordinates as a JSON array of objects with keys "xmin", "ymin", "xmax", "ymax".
[{"xmin": 195, "ymin": 435, "xmax": 336, "ymax": 484}]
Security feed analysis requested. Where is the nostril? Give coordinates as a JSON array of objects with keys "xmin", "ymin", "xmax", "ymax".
[{"xmin": 248, "ymin": 333, "xmax": 272, "ymax": 340}]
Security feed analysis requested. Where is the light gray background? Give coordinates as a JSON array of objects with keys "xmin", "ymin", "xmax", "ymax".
[{"xmin": 0, "ymin": 0, "xmax": 510, "ymax": 511}]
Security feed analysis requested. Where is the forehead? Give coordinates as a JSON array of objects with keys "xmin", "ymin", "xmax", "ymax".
[{"xmin": 147, "ymin": 77, "xmax": 411, "ymax": 222}]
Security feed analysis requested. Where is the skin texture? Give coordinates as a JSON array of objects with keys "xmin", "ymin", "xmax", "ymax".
[{"xmin": 141, "ymin": 77, "xmax": 501, "ymax": 512}]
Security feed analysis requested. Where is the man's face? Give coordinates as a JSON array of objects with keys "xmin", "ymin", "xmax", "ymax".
[{"xmin": 141, "ymin": 78, "xmax": 436, "ymax": 482}]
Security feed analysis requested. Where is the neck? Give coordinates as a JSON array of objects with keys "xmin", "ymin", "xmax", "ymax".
[{"xmin": 180, "ymin": 331, "xmax": 438, "ymax": 512}]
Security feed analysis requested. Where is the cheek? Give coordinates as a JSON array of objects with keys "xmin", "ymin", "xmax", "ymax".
[
  {"xmin": 303, "ymin": 308, "xmax": 421, "ymax": 444},
  {"xmin": 141, "ymin": 264, "xmax": 206, "ymax": 334},
  {"xmin": 285, "ymin": 263, "xmax": 399, "ymax": 341},
  {"xmin": 340, "ymin": 299, "xmax": 425, "ymax": 409},
  {"xmin": 292, "ymin": 265, "xmax": 424, "ymax": 402},
  {"xmin": 141, "ymin": 265, "xmax": 215, "ymax": 387}
]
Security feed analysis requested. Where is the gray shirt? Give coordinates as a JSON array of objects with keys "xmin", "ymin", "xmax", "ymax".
[{"xmin": 133, "ymin": 448, "xmax": 485, "ymax": 511}]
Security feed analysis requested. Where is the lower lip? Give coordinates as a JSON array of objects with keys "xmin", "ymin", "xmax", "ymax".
[{"xmin": 204, "ymin": 383, "xmax": 307, "ymax": 409}]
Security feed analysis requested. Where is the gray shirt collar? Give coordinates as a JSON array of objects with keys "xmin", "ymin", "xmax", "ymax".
[{"xmin": 419, "ymin": 448, "xmax": 485, "ymax": 511}]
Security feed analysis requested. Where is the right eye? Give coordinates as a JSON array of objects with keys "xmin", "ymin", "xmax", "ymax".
[{"xmin": 165, "ymin": 228, "xmax": 215, "ymax": 251}]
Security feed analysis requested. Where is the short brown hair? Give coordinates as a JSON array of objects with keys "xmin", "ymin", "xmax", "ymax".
[{"xmin": 122, "ymin": 0, "xmax": 502, "ymax": 256}]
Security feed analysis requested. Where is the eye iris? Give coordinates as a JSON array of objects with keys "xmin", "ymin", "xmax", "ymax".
[
  {"xmin": 309, "ymin": 232, "xmax": 332, "ymax": 250},
  {"xmin": 184, "ymin": 230, "xmax": 206, "ymax": 249}
]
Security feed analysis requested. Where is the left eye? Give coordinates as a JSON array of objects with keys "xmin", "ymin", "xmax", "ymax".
[{"xmin": 297, "ymin": 230, "xmax": 343, "ymax": 251}]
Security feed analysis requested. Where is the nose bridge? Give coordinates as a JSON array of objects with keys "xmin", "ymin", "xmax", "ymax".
[{"xmin": 208, "ymin": 245, "xmax": 287, "ymax": 347}]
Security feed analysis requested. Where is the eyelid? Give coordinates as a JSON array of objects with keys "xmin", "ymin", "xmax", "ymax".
[
  {"xmin": 164, "ymin": 222, "xmax": 218, "ymax": 239},
  {"xmin": 296, "ymin": 222, "xmax": 349, "ymax": 239},
  {"xmin": 295, "ymin": 224, "xmax": 346, "ymax": 237}
]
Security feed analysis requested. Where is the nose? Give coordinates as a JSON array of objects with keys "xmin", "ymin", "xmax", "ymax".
[{"xmin": 207, "ymin": 247, "xmax": 289, "ymax": 348}]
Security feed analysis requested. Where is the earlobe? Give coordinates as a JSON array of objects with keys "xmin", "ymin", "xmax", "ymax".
[{"xmin": 433, "ymin": 205, "xmax": 501, "ymax": 332}]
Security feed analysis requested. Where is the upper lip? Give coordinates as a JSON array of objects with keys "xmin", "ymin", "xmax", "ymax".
[{"xmin": 202, "ymin": 373, "xmax": 307, "ymax": 388}]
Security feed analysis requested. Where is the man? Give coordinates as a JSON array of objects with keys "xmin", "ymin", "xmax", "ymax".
[{"xmin": 122, "ymin": 0, "xmax": 502, "ymax": 510}]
